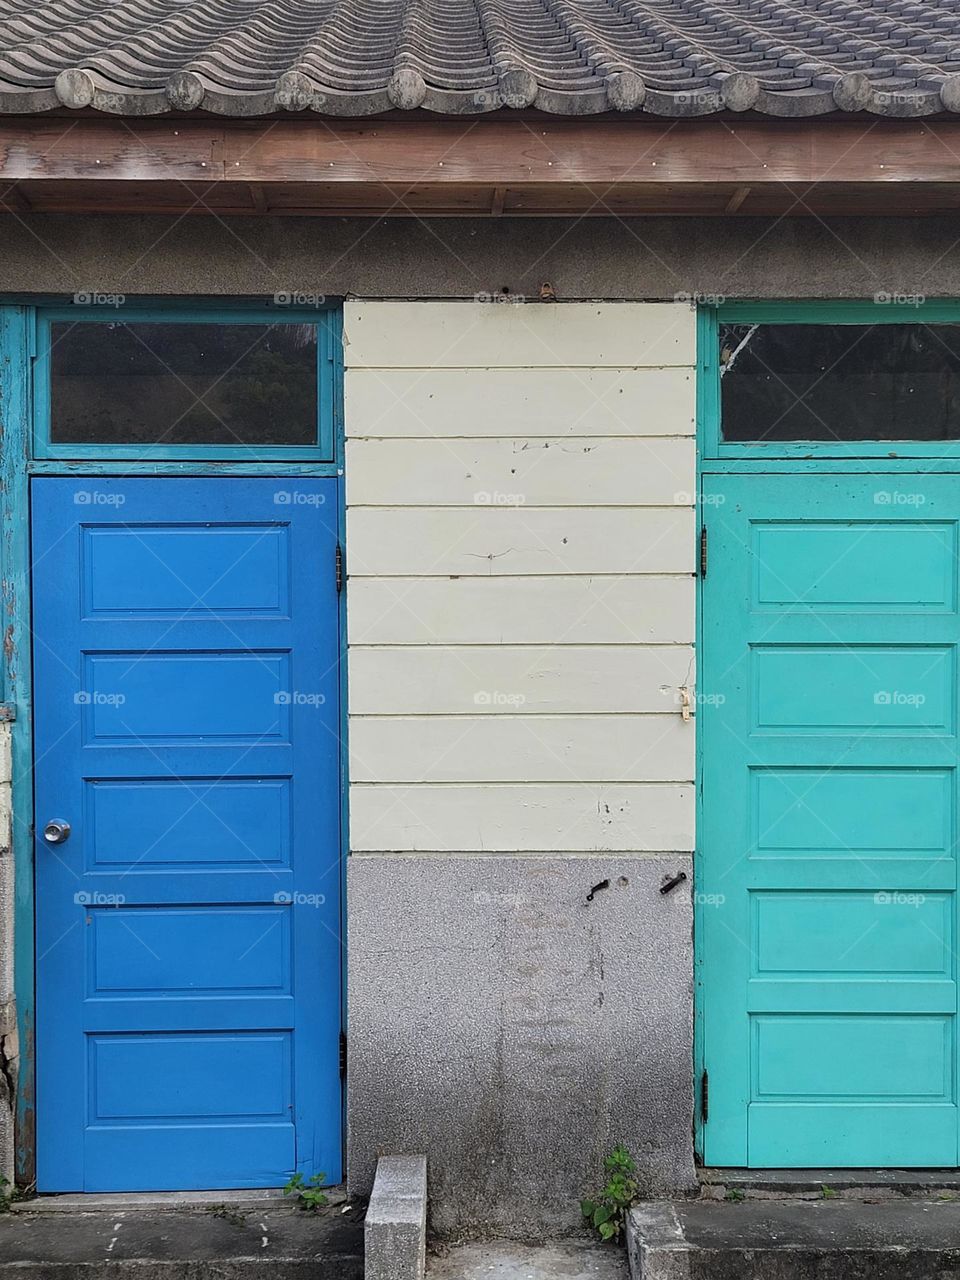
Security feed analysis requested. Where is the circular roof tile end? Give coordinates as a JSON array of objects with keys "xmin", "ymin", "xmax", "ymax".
[
  {"xmin": 55, "ymin": 68, "xmax": 95, "ymax": 110},
  {"xmin": 606, "ymin": 71, "xmax": 646, "ymax": 112},
  {"xmin": 388, "ymin": 69, "xmax": 427, "ymax": 110},
  {"xmin": 499, "ymin": 68, "xmax": 538, "ymax": 110},
  {"xmin": 833, "ymin": 71, "xmax": 874, "ymax": 112},
  {"xmin": 166, "ymin": 71, "xmax": 204, "ymax": 111},
  {"xmin": 721, "ymin": 72, "xmax": 761, "ymax": 112}
]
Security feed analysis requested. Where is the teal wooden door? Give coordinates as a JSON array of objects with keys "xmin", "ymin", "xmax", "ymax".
[{"xmin": 700, "ymin": 473, "xmax": 960, "ymax": 1167}]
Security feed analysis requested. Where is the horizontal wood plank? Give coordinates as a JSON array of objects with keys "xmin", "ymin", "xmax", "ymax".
[
  {"xmin": 343, "ymin": 301, "xmax": 695, "ymax": 368},
  {"xmin": 344, "ymin": 367, "xmax": 696, "ymax": 438},
  {"xmin": 345, "ymin": 437, "xmax": 695, "ymax": 506},
  {"xmin": 350, "ymin": 714, "xmax": 693, "ymax": 783},
  {"xmin": 347, "ymin": 506, "xmax": 695, "ymax": 575},
  {"xmin": 350, "ymin": 782, "xmax": 694, "ymax": 852},
  {"xmin": 347, "ymin": 576, "xmax": 694, "ymax": 644},
  {"xmin": 347, "ymin": 645, "xmax": 695, "ymax": 715}
]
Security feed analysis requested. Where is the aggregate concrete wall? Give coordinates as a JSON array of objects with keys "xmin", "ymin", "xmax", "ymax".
[
  {"xmin": 0, "ymin": 214, "xmax": 956, "ymax": 301},
  {"xmin": 347, "ymin": 856, "xmax": 696, "ymax": 1238}
]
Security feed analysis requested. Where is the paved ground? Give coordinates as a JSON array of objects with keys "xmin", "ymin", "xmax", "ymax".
[
  {"xmin": 429, "ymin": 1239, "xmax": 629, "ymax": 1280},
  {"xmin": 630, "ymin": 1199, "xmax": 960, "ymax": 1279},
  {"xmin": 0, "ymin": 1200, "xmax": 364, "ymax": 1277}
]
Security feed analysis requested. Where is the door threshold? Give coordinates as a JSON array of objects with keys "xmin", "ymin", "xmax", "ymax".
[
  {"xmin": 700, "ymin": 1169, "xmax": 960, "ymax": 1193},
  {"xmin": 20, "ymin": 1187, "xmax": 347, "ymax": 1213}
]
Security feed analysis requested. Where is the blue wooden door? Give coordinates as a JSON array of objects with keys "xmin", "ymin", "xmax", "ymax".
[
  {"xmin": 33, "ymin": 477, "xmax": 342, "ymax": 1192},
  {"xmin": 700, "ymin": 473, "xmax": 959, "ymax": 1167}
]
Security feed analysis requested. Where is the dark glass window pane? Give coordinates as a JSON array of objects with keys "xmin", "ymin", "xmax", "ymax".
[
  {"xmin": 720, "ymin": 323, "xmax": 960, "ymax": 442},
  {"xmin": 49, "ymin": 321, "xmax": 318, "ymax": 447}
]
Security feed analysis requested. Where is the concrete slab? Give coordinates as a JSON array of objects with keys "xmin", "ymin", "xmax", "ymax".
[
  {"xmin": 628, "ymin": 1199, "xmax": 960, "ymax": 1280},
  {"xmin": 429, "ymin": 1239, "xmax": 629, "ymax": 1280},
  {"xmin": 22, "ymin": 1188, "xmax": 348, "ymax": 1213},
  {"xmin": 701, "ymin": 1168, "xmax": 960, "ymax": 1193},
  {"xmin": 0, "ymin": 1201, "xmax": 364, "ymax": 1278},
  {"xmin": 366, "ymin": 1155, "xmax": 428, "ymax": 1280}
]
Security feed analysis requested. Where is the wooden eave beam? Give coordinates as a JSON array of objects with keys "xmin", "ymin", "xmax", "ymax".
[{"xmin": 0, "ymin": 117, "xmax": 957, "ymax": 213}]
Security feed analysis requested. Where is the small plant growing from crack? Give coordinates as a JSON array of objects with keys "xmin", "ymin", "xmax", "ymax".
[
  {"xmin": 0, "ymin": 1178, "xmax": 30, "ymax": 1213},
  {"xmin": 284, "ymin": 1172, "xmax": 329, "ymax": 1212},
  {"xmin": 821, "ymin": 1185, "xmax": 837, "ymax": 1200},
  {"xmin": 724, "ymin": 1188, "xmax": 745, "ymax": 1203},
  {"xmin": 580, "ymin": 1143, "xmax": 639, "ymax": 1242},
  {"xmin": 209, "ymin": 1204, "xmax": 248, "ymax": 1226}
]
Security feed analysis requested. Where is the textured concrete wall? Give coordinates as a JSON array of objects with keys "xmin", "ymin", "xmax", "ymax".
[
  {"xmin": 348, "ymin": 856, "xmax": 696, "ymax": 1238},
  {"xmin": 344, "ymin": 300, "xmax": 698, "ymax": 1236},
  {"xmin": 0, "ymin": 214, "xmax": 956, "ymax": 300}
]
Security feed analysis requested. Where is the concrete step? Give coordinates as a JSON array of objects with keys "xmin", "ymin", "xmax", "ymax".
[
  {"xmin": 0, "ymin": 1200, "xmax": 364, "ymax": 1278},
  {"xmin": 628, "ymin": 1199, "xmax": 960, "ymax": 1279}
]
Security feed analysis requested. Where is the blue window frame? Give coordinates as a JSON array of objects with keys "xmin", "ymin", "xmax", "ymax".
[{"xmin": 33, "ymin": 305, "xmax": 341, "ymax": 462}]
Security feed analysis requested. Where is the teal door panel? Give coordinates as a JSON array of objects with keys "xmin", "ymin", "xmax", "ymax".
[{"xmin": 700, "ymin": 473, "xmax": 960, "ymax": 1167}]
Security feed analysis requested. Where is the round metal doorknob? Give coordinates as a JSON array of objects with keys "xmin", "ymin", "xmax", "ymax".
[{"xmin": 42, "ymin": 820, "xmax": 71, "ymax": 845}]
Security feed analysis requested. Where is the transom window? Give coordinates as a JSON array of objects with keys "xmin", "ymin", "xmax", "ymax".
[
  {"xmin": 720, "ymin": 321, "xmax": 960, "ymax": 443},
  {"xmin": 34, "ymin": 307, "xmax": 339, "ymax": 461}
]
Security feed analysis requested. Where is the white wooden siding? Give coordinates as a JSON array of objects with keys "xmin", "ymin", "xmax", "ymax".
[
  {"xmin": 346, "ymin": 437, "xmax": 694, "ymax": 507},
  {"xmin": 344, "ymin": 301, "xmax": 697, "ymax": 855},
  {"xmin": 345, "ymin": 367, "xmax": 695, "ymax": 437},
  {"xmin": 347, "ymin": 646, "xmax": 695, "ymax": 716}
]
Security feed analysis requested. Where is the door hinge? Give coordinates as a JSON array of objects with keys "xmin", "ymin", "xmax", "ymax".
[
  {"xmin": 339, "ymin": 1031, "xmax": 347, "ymax": 1077},
  {"xmin": 335, "ymin": 542, "xmax": 344, "ymax": 593},
  {"xmin": 700, "ymin": 1070, "xmax": 709, "ymax": 1123},
  {"xmin": 699, "ymin": 525, "xmax": 708, "ymax": 579}
]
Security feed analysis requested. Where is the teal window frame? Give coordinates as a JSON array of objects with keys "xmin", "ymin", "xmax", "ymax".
[
  {"xmin": 33, "ymin": 304, "xmax": 341, "ymax": 463},
  {"xmin": 700, "ymin": 300, "xmax": 960, "ymax": 461}
]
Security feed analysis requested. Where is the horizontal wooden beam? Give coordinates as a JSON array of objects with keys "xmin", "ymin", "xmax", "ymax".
[{"xmin": 0, "ymin": 116, "xmax": 958, "ymax": 216}]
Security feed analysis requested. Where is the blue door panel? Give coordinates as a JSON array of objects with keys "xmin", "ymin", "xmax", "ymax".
[
  {"xmin": 700, "ymin": 473, "xmax": 960, "ymax": 1167},
  {"xmin": 33, "ymin": 477, "xmax": 342, "ymax": 1192}
]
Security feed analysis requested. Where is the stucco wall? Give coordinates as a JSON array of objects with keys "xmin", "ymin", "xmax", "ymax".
[
  {"xmin": 343, "ymin": 301, "xmax": 698, "ymax": 1235},
  {"xmin": 0, "ymin": 213, "xmax": 956, "ymax": 301}
]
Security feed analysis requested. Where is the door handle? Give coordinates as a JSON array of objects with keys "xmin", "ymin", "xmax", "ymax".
[{"xmin": 42, "ymin": 819, "xmax": 71, "ymax": 845}]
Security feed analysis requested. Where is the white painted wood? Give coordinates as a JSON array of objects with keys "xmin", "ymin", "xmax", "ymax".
[
  {"xmin": 350, "ymin": 782, "xmax": 694, "ymax": 852},
  {"xmin": 346, "ymin": 437, "xmax": 695, "ymax": 507},
  {"xmin": 348, "ymin": 576, "xmax": 694, "ymax": 645},
  {"xmin": 343, "ymin": 301, "xmax": 696, "ymax": 368},
  {"xmin": 351, "ymin": 715, "xmax": 693, "ymax": 783},
  {"xmin": 347, "ymin": 506, "xmax": 695, "ymax": 576},
  {"xmin": 344, "ymin": 367, "xmax": 695, "ymax": 438},
  {"xmin": 347, "ymin": 645, "xmax": 695, "ymax": 715}
]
